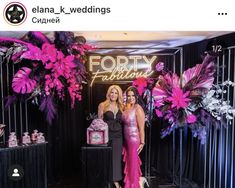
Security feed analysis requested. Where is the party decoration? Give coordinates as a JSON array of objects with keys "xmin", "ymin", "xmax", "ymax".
[
  {"xmin": 12, "ymin": 67, "xmax": 37, "ymax": 94},
  {"xmin": 155, "ymin": 61, "xmax": 164, "ymax": 72},
  {"xmin": 132, "ymin": 77, "xmax": 154, "ymax": 96},
  {"xmin": 132, "ymin": 77, "xmax": 155, "ymax": 126},
  {"xmin": 0, "ymin": 32, "xmax": 94, "ymax": 124},
  {"xmin": 36, "ymin": 132, "xmax": 46, "ymax": 143},
  {"xmin": 87, "ymin": 118, "xmax": 109, "ymax": 145},
  {"xmin": 22, "ymin": 132, "xmax": 31, "ymax": 145},
  {"xmin": 8, "ymin": 132, "xmax": 18, "ymax": 147},
  {"xmin": 133, "ymin": 55, "xmax": 235, "ymax": 144}
]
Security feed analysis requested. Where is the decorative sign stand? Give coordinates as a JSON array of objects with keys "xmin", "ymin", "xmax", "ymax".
[{"xmin": 88, "ymin": 47, "xmax": 183, "ymax": 187}]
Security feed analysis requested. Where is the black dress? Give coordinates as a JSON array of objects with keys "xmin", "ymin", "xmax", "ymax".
[{"xmin": 103, "ymin": 110, "xmax": 123, "ymax": 182}]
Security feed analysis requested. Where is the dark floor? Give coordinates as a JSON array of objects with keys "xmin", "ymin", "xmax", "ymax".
[
  {"xmin": 48, "ymin": 175, "xmax": 194, "ymax": 188},
  {"xmin": 49, "ymin": 178, "xmax": 162, "ymax": 188}
]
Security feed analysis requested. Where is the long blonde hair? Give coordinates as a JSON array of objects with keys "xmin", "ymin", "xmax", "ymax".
[{"xmin": 103, "ymin": 85, "xmax": 123, "ymax": 112}]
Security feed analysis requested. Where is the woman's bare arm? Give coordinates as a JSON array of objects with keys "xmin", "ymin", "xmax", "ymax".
[
  {"xmin": 136, "ymin": 104, "xmax": 145, "ymax": 154},
  {"xmin": 98, "ymin": 102, "xmax": 104, "ymax": 119}
]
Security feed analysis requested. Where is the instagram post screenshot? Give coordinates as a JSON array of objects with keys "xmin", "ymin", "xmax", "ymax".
[{"xmin": 0, "ymin": 0, "xmax": 235, "ymax": 188}]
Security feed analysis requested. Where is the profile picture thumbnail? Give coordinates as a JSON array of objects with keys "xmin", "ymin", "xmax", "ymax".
[{"xmin": 3, "ymin": 2, "xmax": 27, "ymax": 25}]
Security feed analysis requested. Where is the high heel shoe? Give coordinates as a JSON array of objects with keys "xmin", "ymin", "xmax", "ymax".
[
  {"xmin": 139, "ymin": 177, "xmax": 149, "ymax": 188},
  {"xmin": 114, "ymin": 182, "xmax": 121, "ymax": 188}
]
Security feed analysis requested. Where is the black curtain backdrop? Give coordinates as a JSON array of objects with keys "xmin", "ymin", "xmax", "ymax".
[
  {"xmin": 27, "ymin": 91, "xmax": 87, "ymax": 187},
  {"xmin": 23, "ymin": 32, "xmax": 235, "ymax": 187}
]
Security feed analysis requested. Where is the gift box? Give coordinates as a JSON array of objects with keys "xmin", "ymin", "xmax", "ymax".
[
  {"xmin": 36, "ymin": 132, "xmax": 45, "ymax": 143},
  {"xmin": 22, "ymin": 132, "xmax": 31, "ymax": 144},
  {"xmin": 87, "ymin": 119, "xmax": 108, "ymax": 145},
  {"xmin": 8, "ymin": 132, "xmax": 18, "ymax": 147}
]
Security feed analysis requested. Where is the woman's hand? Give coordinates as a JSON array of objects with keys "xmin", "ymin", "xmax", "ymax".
[{"xmin": 137, "ymin": 143, "xmax": 145, "ymax": 154}]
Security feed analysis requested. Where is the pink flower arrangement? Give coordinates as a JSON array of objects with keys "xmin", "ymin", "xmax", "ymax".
[
  {"xmin": 0, "ymin": 32, "xmax": 94, "ymax": 124},
  {"xmin": 129, "ymin": 54, "xmax": 235, "ymax": 143},
  {"xmin": 132, "ymin": 77, "xmax": 153, "ymax": 96},
  {"xmin": 90, "ymin": 118, "xmax": 108, "ymax": 130},
  {"xmin": 151, "ymin": 54, "xmax": 217, "ymax": 139}
]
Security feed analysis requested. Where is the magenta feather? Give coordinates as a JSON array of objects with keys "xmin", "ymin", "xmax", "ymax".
[
  {"xmin": 39, "ymin": 95, "xmax": 56, "ymax": 125},
  {"xmin": 29, "ymin": 32, "xmax": 51, "ymax": 44},
  {"xmin": 182, "ymin": 54, "xmax": 216, "ymax": 92}
]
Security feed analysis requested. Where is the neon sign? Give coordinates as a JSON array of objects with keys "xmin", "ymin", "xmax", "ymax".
[{"xmin": 89, "ymin": 55, "xmax": 157, "ymax": 86}]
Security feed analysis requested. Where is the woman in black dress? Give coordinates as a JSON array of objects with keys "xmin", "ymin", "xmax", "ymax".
[{"xmin": 98, "ymin": 85, "xmax": 123, "ymax": 188}]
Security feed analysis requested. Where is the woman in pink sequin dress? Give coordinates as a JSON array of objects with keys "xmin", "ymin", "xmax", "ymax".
[{"xmin": 123, "ymin": 86, "xmax": 146, "ymax": 188}]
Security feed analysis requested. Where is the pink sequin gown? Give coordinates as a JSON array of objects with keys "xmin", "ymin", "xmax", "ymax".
[{"xmin": 123, "ymin": 106, "xmax": 142, "ymax": 188}]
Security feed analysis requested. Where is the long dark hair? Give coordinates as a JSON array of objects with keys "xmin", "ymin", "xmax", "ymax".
[{"xmin": 125, "ymin": 86, "xmax": 146, "ymax": 112}]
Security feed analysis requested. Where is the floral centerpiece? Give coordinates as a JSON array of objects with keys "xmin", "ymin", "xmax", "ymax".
[
  {"xmin": 0, "ymin": 32, "xmax": 94, "ymax": 124},
  {"xmin": 133, "ymin": 55, "xmax": 235, "ymax": 144}
]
